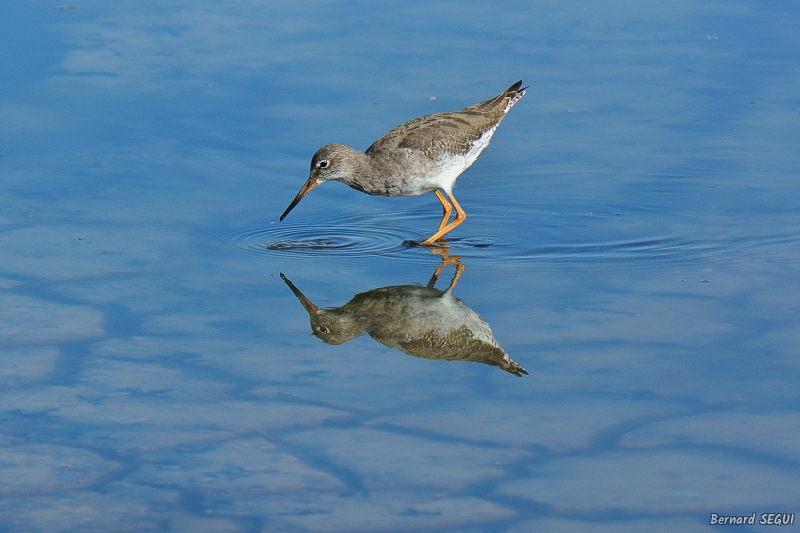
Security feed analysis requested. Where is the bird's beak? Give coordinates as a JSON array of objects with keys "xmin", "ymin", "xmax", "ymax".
[
  {"xmin": 280, "ymin": 273, "xmax": 319, "ymax": 314},
  {"xmin": 280, "ymin": 176, "xmax": 320, "ymax": 221}
]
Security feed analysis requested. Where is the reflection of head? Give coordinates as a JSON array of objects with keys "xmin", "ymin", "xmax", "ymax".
[
  {"xmin": 309, "ymin": 309, "xmax": 368, "ymax": 345},
  {"xmin": 280, "ymin": 273, "xmax": 369, "ymax": 345}
]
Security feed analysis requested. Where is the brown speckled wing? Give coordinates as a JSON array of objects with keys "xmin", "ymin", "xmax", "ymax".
[
  {"xmin": 390, "ymin": 331, "xmax": 527, "ymax": 376},
  {"xmin": 365, "ymin": 81, "xmax": 524, "ymax": 158}
]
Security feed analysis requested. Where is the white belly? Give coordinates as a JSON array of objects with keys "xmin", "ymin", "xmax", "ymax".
[{"xmin": 419, "ymin": 125, "xmax": 498, "ymax": 195}]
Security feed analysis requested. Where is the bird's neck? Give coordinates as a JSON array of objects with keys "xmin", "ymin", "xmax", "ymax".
[{"xmin": 336, "ymin": 147, "xmax": 381, "ymax": 194}]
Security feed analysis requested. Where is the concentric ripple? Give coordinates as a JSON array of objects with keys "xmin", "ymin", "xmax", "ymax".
[
  {"xmin": 214, "ymin": 210, "xmax": 800, "ymax": 268},
  {"xmin": 218, "ymin": 221, "xmax": 413, "ymax": 258}
]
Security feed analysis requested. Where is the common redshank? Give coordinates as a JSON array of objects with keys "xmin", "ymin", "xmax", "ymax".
[
  {"xmin": 280, "ymin": 80, "xmax": 526, "ymax": 245},
  {"xmin": 280, "ymin": 263, "xmax": 528, "ymax": 376}
]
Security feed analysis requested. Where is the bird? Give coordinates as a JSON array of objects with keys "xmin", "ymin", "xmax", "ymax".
[
  {"xmin": 279, "ymin": 259, "xmax": 528, "ymax": 376},
  {"xmin": 279, "ymin": 80, "xmax": 527, "ymax": 245}
]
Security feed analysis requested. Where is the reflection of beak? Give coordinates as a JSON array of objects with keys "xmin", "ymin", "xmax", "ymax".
[
  {"xmin": 280, "ymin": 176, "xmax": 319, "ymax": 221},
  {"xmin": 279, "ymin": 273, "xmax": 319, "ymax": 314}
]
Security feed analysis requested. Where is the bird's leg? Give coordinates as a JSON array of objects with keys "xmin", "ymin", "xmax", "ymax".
[
  {"xmin": 426, "ymin": 243, "xmax": 463, "ymax": 288},
  {"xmin": 421, "ymin": 192, "xmax": 467, "ymax": 245},
  {"xmin": 427, "ymin": 247, "xmax": 448, "ymax": 287},
  {"xmin": 434, "ymin": 190, "xmax": 453, "ymax": 232},
  {"xmin": 427, "ymin": 267, "xmax": 441, "ymax": 288},
  {"xmin": 444, "ymin": 262, "xmax": 466, "ymax": 293}
]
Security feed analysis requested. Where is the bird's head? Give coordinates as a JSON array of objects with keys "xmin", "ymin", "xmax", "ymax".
[
  {"xmin": 280, "ymin": 144, "xmax": 361, "ymax": 221},
  {"xmin": 280, "ymin": 273, "xmax": 368, "ymax": 345}
]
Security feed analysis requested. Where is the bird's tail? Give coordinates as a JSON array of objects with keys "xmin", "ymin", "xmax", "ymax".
[
  {"xmin": 502, "ymin": 80, "xmax": 527, "ymax": 113},
  {"xmin": 500, "ymin": 353, "xmax": 529, "ymax": 377}
]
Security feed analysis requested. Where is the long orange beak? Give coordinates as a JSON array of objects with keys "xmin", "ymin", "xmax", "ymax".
[
  {"xmin": 280, "ymin": 176, "xmax": 319, "ymax": 221},
  {"xmin": 280, "ymin": 273, "xmax": 319, "ymax": 314}
]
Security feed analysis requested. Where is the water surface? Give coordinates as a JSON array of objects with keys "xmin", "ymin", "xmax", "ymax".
[{"xmin": 1, "ymin": 1, "xmax": 799, "ymax": 531}]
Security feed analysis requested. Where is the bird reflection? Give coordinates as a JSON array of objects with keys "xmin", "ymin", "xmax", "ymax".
[{"xmin": 280, "ymin": 251, "xmax": 527, "ymax": 376}]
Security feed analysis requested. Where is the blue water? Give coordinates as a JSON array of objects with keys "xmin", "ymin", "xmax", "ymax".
[{"xmin": 1, "ymin": 1, "xmax": 799, "ymax": 531}]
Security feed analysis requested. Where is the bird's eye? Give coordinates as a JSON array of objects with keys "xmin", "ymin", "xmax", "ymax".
[
  {"xmin": 318, "ymin": 326, "xmax": 329, "ymax": 334},
  {"xmin": 318, "ymin": 160, "xmax": 329, "ymax": 169}
]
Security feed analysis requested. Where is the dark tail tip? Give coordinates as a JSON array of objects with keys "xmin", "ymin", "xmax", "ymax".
[
  {"xmin": 507, "ymin": 80, "xmax": 525, "ymax": 93},
  {"xmin": 505, "ymin": 80, "xmax": 527, "ymax": 99}
]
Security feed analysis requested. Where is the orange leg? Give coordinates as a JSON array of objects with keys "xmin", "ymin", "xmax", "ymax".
[
  {"xmin": 434, "ymin": 190, "xmax": 453, "ymax": 232},
  {"xmin": 426, "ymin": 244, "xmax": 465, "ymax": 291},
  {"xmin": 444, "ymin": 261, "xmax": 466, "ymax": 292},
  {"xmin": 422, "ymin": 191, "xmax": 467, "ymax": 245}
]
